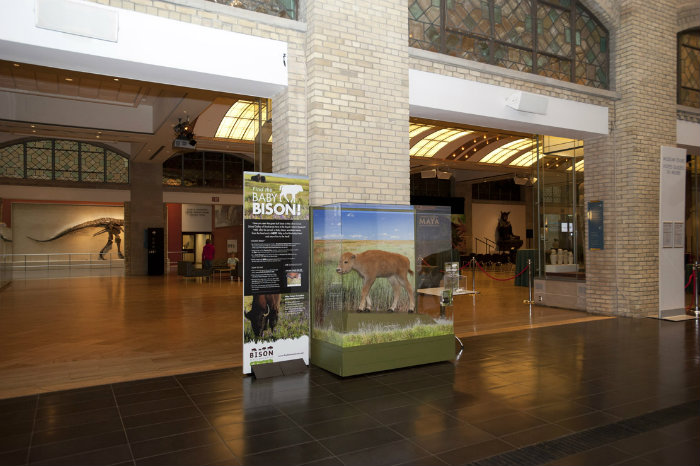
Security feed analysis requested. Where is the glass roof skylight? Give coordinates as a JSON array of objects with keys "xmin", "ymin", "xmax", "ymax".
[
  {"xmin": 409, "ymin": 128, "xmax": 473, "ymax": 158},
  {"xmin": 566, "ymin": 159, "xmax": 584, "ymax": 172},
  {"xmin": 509, "ymin": 149, "xmax": 538, "ymax": 167},
  {"xmin": 479, "ymin": 139, "xmax": 534, "ymax": 164},
  {"xmin": 215, "ymin": 100, "xmax": 268, "ymax": 140},
  {"xmin": 409, "ymin": 123, "xmax": 431, "ymax": 139}
]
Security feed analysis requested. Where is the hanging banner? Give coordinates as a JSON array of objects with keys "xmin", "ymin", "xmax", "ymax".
[{"xmin": 242, "ymin": 172, "xmax": 310, "ymax": 374}]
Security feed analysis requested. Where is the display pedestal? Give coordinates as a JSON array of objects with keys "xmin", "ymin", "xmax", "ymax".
[
  {"xmin": 545, "ymin": 264, "xmax": 577, "ymax": 273},
  {"xmin": 310, "ymin": 334, "xmax": 454, "ymax": 377}
]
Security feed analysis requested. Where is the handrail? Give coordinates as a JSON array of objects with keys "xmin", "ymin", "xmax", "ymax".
[
  {"xmin": 8, "ymin": 252, "xmax": 124, "ymax": 270},
  {"xmin": 474, "ymin": 237, "xmax": 493, "ymax": 254}
]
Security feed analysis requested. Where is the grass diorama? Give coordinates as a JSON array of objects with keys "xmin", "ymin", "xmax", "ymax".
[
  {"xmin": 312, "ymin": 318, "xmax": 454, "ymax": 348},
  {"xmin": 312, "ymin": 239, "xmax": 453, "ymax": 347}
]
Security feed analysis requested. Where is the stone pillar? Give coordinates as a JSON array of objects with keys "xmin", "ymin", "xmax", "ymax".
[
  {"xmin": 272, "ymin": 39, "xmax": 308, "ymax": 176},
  {"xmin": 125, "ymin": 162, "xmax": 164, "ymax": 276},
  {"xmin": 585, "ymin": 0, "xmax": 677, "ymax": 316},
  {"xmin": 304, "ymin": 0, "xmax": 410, "ymax": 205}
]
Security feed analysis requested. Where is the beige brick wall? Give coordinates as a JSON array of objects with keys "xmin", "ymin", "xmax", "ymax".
[
  {"xmin": 304, "ymin": 0, "xmax": 410, "ymax": 205},
  {"xmin": 585, "ymin": 0, "xmax": 678, "ymax": 317}
]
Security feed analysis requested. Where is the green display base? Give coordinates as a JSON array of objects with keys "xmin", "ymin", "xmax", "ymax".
[{"xmin": 310, "ymin": 333, "xmax": 455, "ymax": 377}]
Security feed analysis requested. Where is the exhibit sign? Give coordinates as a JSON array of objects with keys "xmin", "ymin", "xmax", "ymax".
[
  {"xmin": 182, "ymin": 204, "xmax": 212, "ymax": 232},
  {"xmin": 658, "ymin": 146, "xmax": 686, "ymax": 316},
  {"xmin": 242, "ymin": 172, "xmax": 310, "ymax": 374},
  {"xmin": 587, "ymin": 201, "xmax": 604, "ymax": 250}
]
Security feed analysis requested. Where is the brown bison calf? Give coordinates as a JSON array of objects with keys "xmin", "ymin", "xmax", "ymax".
[
  {"xmin": 336, "ymin": 250, "xmax": 415, "ymax": 313},
  {"xmin": 245, "ymin": 294, "xmax": 280, "ymax": 338}
]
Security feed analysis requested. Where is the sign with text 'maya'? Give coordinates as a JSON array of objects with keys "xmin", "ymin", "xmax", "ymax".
[{"xmin": 242, "ymin": 172, "xmax": 310, "ymax": 374}]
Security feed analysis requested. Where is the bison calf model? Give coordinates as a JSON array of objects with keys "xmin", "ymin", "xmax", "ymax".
[
  {"xmin": 336, "ymin": 250, "xmax": 415, "ymax": 313},
  {"xmin": 245, "ymin": 294, "xmax": 280, "ymax": 339}
]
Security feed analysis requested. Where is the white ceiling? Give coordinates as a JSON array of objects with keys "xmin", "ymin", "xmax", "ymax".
[{"xmin": 0, "ymin": 60, "xmax": 258, "ymax": 164}]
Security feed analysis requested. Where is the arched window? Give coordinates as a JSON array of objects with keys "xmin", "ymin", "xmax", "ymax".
[
  {"xmin": 0, "ymin": 139, "xmax": 129, "ymax": 184},
  {"xmin": 409, "ymin": 0, "xmax": 609, "ymax": 89},
  {"xmin": 679, "ymin": 28, "xmax": 700, "ymax": 108}
]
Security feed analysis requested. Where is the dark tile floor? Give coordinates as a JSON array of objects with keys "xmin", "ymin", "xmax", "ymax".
[{"xmin": 1, "ymin": 317, "xmax": 699, "ymax": 466}]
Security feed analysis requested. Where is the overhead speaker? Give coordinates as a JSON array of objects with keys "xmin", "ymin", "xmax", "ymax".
[
  {"xmin": 505, "ymin": 91, "xmax": 549, "ymax": 115},
  {"xmin": 420, "ymin": 169, "xmax": 437, "ymax": 179},
  {"xmin": 437, "ymin": 171, "xmax": 453, "ymax": 179}
]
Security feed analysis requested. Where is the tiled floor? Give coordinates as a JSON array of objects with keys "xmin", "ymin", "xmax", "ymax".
[{"xmin": 1, "ymin": 317, "xmax": 698, "ymax": 466}]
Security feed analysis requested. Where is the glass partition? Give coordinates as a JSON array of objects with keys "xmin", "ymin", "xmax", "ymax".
[{"xmin": 536, "ymin": 136, "xmax": 584, "ymax": 280}]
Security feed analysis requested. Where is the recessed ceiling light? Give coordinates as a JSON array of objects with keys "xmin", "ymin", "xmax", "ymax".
[
  {"xmin": 30, "ymin": 124, "xmax": 35, "ymax": 128},
  {"xmin": 113, "ymin": 78, "xmax": 119, "ymax": 81},
  {"xmin": 65, "ymin": 77, "xmax": 73, "ymax": 82},
  {"xmin": 13, "ymin": 63, "xmax": 20, "ymax": 67}
]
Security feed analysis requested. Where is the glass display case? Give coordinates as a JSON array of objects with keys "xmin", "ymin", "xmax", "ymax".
[
  {"xmin": 311, "ymin": 203, "xmax": 454, "ymax": 376},
  {"xmin": 536, "ymin": 136, "xmax": 585, "ymax": 279}
]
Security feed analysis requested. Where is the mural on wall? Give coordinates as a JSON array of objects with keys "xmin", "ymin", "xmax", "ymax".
[
  {"xmin": 12, "ymin": 204, "xmax": 125, "ymax": 259},
  {"xmin": 214, "ymin": 205, "xmax": 242, "ymax": 228},
  {"xmin": 29, "ymin": 217, "xmax": 124, "ymax": 259}
]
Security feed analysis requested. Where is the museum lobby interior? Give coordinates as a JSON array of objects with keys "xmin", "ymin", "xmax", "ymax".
[{"xmin": 1, "ymin": 0, "xmax": 700, "ymax": 464}]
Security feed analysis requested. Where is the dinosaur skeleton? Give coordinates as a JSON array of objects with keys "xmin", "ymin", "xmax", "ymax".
[{"xmin": 28, "ymin": 217, "xmax": 125, "ymax": 260}]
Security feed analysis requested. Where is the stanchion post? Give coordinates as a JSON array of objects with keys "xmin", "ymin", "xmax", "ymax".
[
  {"xmin": 471, "ymin": 257, "xmax": 476, "ymax": 293},
  {"xmin": 523, "ymin": 258, "xmax": 535, "ymax": 305},
  {"xmin": 694, "ymin": 262, "xmax": 699, "ymax": 317}
]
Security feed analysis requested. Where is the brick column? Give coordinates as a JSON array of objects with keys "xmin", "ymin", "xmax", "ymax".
[
  {"xmin": 304, "ymin": 0, "xmax": 410, "ymax": 205},
  {"xmin": 585, "ymin": 0, "xmax": 677, "ymax": 316},
  {"xmin": 272, "ymin": 39, "xmax": 308, "ymax": 176},
  {"xmin": 125, "ymin": 162, "xmax": 164, "ymax": 276}
]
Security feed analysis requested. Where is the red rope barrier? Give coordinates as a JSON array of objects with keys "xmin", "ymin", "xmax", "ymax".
[
  {"xmin": 685, "ymin": 270, "xmax": 695, "ymax": 289},
  {"xmin": 475, "ymin": 260, "xmax": 529, "ymax": 281}
]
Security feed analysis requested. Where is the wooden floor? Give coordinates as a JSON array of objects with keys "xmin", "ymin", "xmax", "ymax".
[{"xmin": 0, "ymin": 271, "xmax": 610, "ymax": 399}]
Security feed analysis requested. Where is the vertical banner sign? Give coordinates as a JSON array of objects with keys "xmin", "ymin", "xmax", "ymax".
[{"xmin": 242, "ymin": 172, "xmax": 310, "ymax": 374}]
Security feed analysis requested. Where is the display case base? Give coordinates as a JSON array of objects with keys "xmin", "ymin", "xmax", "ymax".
[{"xmin": 310, "ymin": 334, "xmax": 455, "ymax": 377}]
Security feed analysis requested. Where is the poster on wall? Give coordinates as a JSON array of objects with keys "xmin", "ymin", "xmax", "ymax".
[
  {"xmin": 215, "ymin": 205, "xmax": 242, "ymax": 228},
  {"xmin": 242, "ymin": 172, "xmax": 310, "ymax": 374}
]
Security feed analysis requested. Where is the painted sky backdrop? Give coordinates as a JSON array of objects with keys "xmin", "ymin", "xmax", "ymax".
[{"xmin": 314, "ymin": 208, "xmax": 415, "ymax": 241}]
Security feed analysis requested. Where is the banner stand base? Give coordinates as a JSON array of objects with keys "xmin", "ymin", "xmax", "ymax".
[{"xmin": 251, "ymin": 358, "xmax": 308, "ymax": 379}]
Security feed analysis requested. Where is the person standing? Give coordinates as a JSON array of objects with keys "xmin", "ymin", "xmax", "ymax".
[{"xmin": 202, "ymin": 238, "xmax": 215, "ymax": 272}]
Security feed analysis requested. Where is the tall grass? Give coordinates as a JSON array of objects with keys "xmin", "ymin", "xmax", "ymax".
[{"xmin": 312, "ymin": 319, "xmax": 453, "ymax": 347}]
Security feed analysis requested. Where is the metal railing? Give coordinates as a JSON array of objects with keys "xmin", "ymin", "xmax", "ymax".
[
  {"xmin": 8, "ymin": 252, "xmax": 125, "ymax": 270},
  {"xmin": 474, "ymin": 237, "xmax": 496, "ymax": 254}
]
